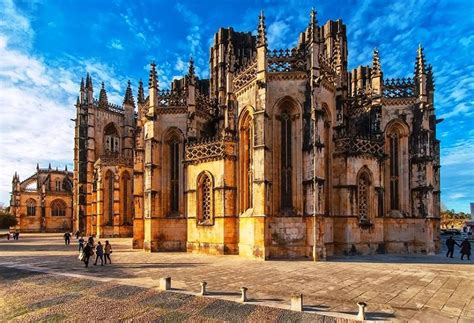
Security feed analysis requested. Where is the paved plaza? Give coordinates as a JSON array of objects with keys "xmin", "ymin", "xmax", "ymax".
[{"xmin": 0, "ymin": 234, "xmax": 473, "ymax": 322}]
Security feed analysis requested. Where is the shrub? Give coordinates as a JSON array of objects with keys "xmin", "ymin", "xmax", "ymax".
[{"xmin": 0, "ymin": 212, "xmax": 18, "ymax": 229}]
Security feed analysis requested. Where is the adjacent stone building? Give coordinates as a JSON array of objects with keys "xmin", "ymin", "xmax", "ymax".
[
  {"xmin": 73, "ymin": 77, "xmax": 135, "ymax": 238},
  {"xmin": 10, "ymin": 165, "xmax": 73, "ymax": 232},
  {"xmin": 74, "ymin": 10, "xmax": 441, "ymax": 259}
]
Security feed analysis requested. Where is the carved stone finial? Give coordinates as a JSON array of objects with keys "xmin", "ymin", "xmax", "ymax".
[
  {"xmin": 372, "ymin": 48, "xmax": 381, "ymax": 77},
  {"xmin": 309, "ymin": 7, "xmax": 318, "ymax": 40},
  {"xmin": 137, "ymin": 79, "xmax": 145, "ymax": 104},
  {"xmin": 187, "ymin": 57, "xmax": 196, "ymax": 85},
  {"xmin": 80, "ymin": 77, "xmax": 84, "ymax": 92},
  {"xmin": 257, "ymin": 11, "xmax": 267, "ymax": 47},
  {"xmin": 149, "ymin": 61, "xmax": 158, "ymax": 89},
  {"xmin": 123, "ymin": 80, "xmax": 135, "ymax": 106},
  {"xmin": 415, "ymin": 44, "xmax": 426, "ymax": 76},
  {"xmin": 99, "ymin": 82, "xmax": 108, "ymax": 107}
]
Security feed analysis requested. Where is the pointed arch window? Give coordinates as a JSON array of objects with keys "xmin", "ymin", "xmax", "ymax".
[
  {"xmin": 281, "ymin": 111, "xmax": 292, "ymax": 209},
  {"xmin": 27, "ymin": 199, "xmax": 36, "ymax": 216},
  {"xmin": 197, "ymin": 173, "xmax": 213, "ymax": 225},
  {"xmin": 389, "ymin": 132, "xmax": 400, "ymax": 210},
  {"xmin": 51, "ymin": 199, "xmax": 66, "ymax": 217},
  {"xmin": 358, "ymin": 172, "xmax": 370, "ymax": 222},
  {"xmin": 121, "ymin": 171, "xmax": 132, "ymax": 225},
  {"xmin": 105, "ymin": 171, "xmax": 114, "ymax": 224},
  {"xmin": 239, "ymin": 112, "xmax": 253, "ymax": 212},
  {"xmin": 104, "ymin": 123, "xmax": 120, "ymax": 154},
  {"xmin": 169, "ymin": 139, "xmax": 180, "ymax": 214}
]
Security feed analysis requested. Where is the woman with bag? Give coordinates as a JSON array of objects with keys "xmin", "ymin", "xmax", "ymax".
[{"xmin": 104, "ymin": 240, "xmax": 112, "ymax": 264}]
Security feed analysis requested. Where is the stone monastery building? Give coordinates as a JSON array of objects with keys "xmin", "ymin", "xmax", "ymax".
[
  {"xmin": 10, "ymin": 165, "xmax": 73, "ymax": 232},
  {"xmin": 73, "ymin": 10, "xmax": 441, "ymax": 260}
]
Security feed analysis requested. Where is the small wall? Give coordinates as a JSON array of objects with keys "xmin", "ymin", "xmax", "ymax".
[
  {"xmin": 238, "ymin": 214, "xmax": 266, "ymax": 259},
  {"xmin": 332, "ymin": 216, "xmax": 439, "ymax": 255},
  {"xmin": 266, "ymin": 216, "xmax": 309, "ymax": 259}
]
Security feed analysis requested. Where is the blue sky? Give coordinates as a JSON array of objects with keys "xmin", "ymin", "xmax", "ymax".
[{"xmin": 0, "ymin": 0, "xmax": 473, "ymax": 212}]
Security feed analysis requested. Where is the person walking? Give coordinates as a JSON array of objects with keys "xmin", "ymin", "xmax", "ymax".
[
  {"xmin": 75, "ymin": 230, "xmax": 80, "ymax": 239},
  {"xmin": 104, "ymin": 240, "xmax": 112, "ymax": 264},
  {"xmin": 78, "ymin": 236, "xmax": 85, "ymax": 253},
  {"xmin": 460, "ymin": 238, "xmax": 471, "ymax": 260},
  {"xmin": 82, "ymin": 242, "xmax": 93, "ymax": 268},
  {"xmin": 446, "ymin": 236, "xmax": 459, "ymax": 258},
  {"xmin": 64, "ymin": 232, "xmax": 71, "ymax": 245},
  {"xmin": 94, "ymin": 241, "xmax": 104, "ymax": 266},
  {"xmin": 88, "ymin": 236, "xmax": 94, "ymax": 246}
]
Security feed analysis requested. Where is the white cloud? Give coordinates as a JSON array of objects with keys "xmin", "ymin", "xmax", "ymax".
[
  {"xmin": 0, "ymin": 1, "xmax": 129, "ymax": 205},
  {"xmin": 267, "ymin": 20, "xmax": 291, "ymax": 49},
  {"xmin": 108, "ymin": 39, "xmax": 124, "ymax": 50}
]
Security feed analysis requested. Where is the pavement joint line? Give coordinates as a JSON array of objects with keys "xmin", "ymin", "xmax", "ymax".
[{"xmin": 0, "ymin": 262, "xmax": 360, "ymax": 321}]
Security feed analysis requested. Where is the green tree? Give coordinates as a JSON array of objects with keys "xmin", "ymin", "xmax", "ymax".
[{"xmin": 0, "ymin": 210, "xmax": 18, "ymax": 229}]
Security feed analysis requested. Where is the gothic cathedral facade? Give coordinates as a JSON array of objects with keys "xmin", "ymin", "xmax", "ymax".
[{"xmin": 73, "ymin": 11, "xmax": 441, "ymax": 259}]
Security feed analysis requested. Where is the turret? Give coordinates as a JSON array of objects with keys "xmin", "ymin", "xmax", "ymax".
[{"xmin": 148, "ymin": 62, "xmax": 158, "ymax": 118}]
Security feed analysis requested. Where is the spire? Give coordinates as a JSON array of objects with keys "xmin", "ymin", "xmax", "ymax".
[
  {"xmin": 65, "ymin": 165, "xmax": 68, "ymax": 171},
  {"xmin": 98, "ymin": 82, "xmax": 108, "ymax": 107},
  {"xmin": 257, "ymin": 11, "xmax": 267, "ymax": 47},
  {"xmin": 85, "ymin": 73, "xmax": 92, "ymax": 89},
  {"xmin": 309, "ymin": 8, "xmax": 318, "ymax": 41},
  {"xmin": 80, "ymin": 78, "xmax": 85, "ymax": 92},
  {"xmin": 123, "ymin": 80, "xmax": 135, "ymax": 105},
  {"xmin": 372, "ymin": 48, "xmax": 381, "ymax": 77},
  {"xmin": 137, "ymin": 79, "xmax": 145, "ymax": 104},
  {"xmin": 36, "ymin": 163, "xmax": 39, "ymax": 171},
  {"xmin": 149, "ymin": 62, "xmax": 158, "ymax": 89},
  {"xmin": 48, "ymin": 163, "xmax": 51, "ymax": 170},
  {"xmin": 187, "ymin": 57, "xmax": 196, "ymax": 85},
  {"xmin": 85, "ymin": 73, "xmax": 93, "ymax": 103},
  {"xmin": 427, "ymin": 64, "xmax": 434, "ymax": 91},
  {"xmin": 76, "ymin": 96, "xmax": 80, "ymax": 106},
  {"xmin": 415, "ymin": 44, "xmax": 426, "ymax": 76}
]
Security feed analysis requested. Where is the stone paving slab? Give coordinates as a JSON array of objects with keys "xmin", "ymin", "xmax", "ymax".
[
  {"xmin": 0, "ymin": 233, "xmax": 473, "ymax": 322},
  {"xmin": 0, "ymin": 266, "xmax": 351, "ymax": 322}
]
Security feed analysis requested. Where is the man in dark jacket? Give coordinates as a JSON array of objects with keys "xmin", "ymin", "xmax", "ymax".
[
  {"xmin": 446, "ymin": 236, "xmax": 459, "ymax": 258},
  {"xmin": 64, "ymin": 232, "xmax": 71, "ymax": 245},
  {"xmin": 82, "ymin": 243, "xmax": 93, "ymax": 267},
  {"xmin": 460, "ymin": 238, "xmax": 471, "ymax": 260}
]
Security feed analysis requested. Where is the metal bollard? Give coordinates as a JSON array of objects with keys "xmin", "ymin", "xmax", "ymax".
[
  {"xmin": 159, "ymin": 277, "xmax": 171, "ymax": 291},
  {"xmin": 240, "ymin": 287, "xmax": 248, "ymax": 302},
  {"xmin": 290, "ymin": 294, "xmax": 303, "ymax": 311},
  {"xmin": 200, "ymin": 281, "xmax": 207, "ymax": 296},
  {"xmin": 357, "ymin": 302, "xmax": 367, "ymax": 321}
]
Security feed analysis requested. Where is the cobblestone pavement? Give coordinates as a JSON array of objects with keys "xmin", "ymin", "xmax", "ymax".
[
  {"xmin": 0, "ymin": 267, "xmax": 342, "ymax": 322},
  {"xmin": 0, "ymin": 234, "xmax": 473, "ymax": 322}
]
